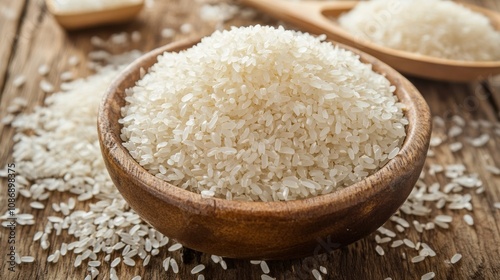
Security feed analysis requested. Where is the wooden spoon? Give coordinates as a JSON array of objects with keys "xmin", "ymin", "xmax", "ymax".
[
  {"xmin": 240, "ymin": 0, "xmax": 500, "ymax": 82},
  {"xmin": 45, "ymin": 0, "xmax": 144, "ymax": 30}
]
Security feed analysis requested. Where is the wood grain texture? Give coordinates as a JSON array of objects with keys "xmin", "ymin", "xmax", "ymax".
[
  {"xmin": 1, "ymin": 0, "xmax": 499, "ymax": 279},
  {"xmin": 0, "ymin": 0, "xmax": 26, "ymax": 91}
]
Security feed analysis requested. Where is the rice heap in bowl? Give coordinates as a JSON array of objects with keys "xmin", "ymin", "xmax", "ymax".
[{"xmin": 120, "ymin": 25, "xmax": 408, "ymax": 202}]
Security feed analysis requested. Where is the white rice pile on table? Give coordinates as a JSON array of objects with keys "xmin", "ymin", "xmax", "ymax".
[
  {"xmin": 338, "ymin": 0, "xmax": 500, "ymax": 61},
  {"xmin": 0, "ymin": 51, "xmax": 192, "ymax": 279},
  {"xmin": 120, "ymin": 25, "xmax": 408, "ymax": 202}
]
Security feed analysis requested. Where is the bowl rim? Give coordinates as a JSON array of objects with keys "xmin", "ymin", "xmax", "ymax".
[{"xmin": 98, "ymin": 36, "xmax": 431, "ymax": 221}]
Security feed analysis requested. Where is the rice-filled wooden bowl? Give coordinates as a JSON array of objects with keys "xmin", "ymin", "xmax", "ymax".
[{"xmin": 98, "ymin": 27, "xmax": 431, "ymax": 260}]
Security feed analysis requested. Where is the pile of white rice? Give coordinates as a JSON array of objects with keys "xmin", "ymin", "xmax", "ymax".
[
  {"xmin": 120, "ymin": 25, "xmax": 408, "ymax": 202},
  {"xmin": 338, "ymin": 0, "xmax": 500, "ymax": 61}
]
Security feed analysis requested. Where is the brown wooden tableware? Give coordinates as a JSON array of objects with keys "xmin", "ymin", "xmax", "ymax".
[{"xmin": 97, "ymin": 37, "xmax": 432, "ymax": 260}]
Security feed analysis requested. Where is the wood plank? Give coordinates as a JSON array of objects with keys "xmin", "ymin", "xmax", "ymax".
[
  {"xmin": 0, "ymin": 0, "xmax": 244, "ymax": 279},
  {"xmin": 0, "ymin": 0, "xmax": 27, "ymax": 94},
  {"xmin": 1, "ymin": 0, "xmax": 64, "ymax": 168},
  {"xmin": 413, "ymin": 78, "xmax": 500, "ymax": 280},
  {"xmin": 1, "ymin": 0, "xmax": 500, "ymax": 279}
]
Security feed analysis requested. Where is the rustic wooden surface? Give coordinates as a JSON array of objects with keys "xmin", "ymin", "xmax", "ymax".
[{"xmin": 1, "ymin": 0, "xmax": 499, "ymax": 279}]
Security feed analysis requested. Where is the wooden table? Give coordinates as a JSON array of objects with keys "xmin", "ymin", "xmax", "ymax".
[{"xmin": 1, "ymin": 0, "xmax": 499, "ymax": 279}]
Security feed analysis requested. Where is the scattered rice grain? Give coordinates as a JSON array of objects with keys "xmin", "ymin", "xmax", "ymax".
[
  {"xmin": 38, "ymin": 64, "xmax": 50, "ymax": 76},
  {"xmin": 421, "ymin": 272, "xmax": 436, "ymax": 280},
  {"xmin": 21, "ymin": 256, "xmax": 35, "ymax": 263},
  {"xmin": 260, "ymin": 260, "xmax": 270, "ymax": 274},
  {"xmin": 13, "ymin": 75, "xmax": 26, "ymax": 87},
  {"xmin": 168, "ymin": 243, "xmax": 182, "ymax": 252},
  {"xmin": 463, "ymin": 214, "xmax": 474, "ymax": 226},
  {"xmin": 191, "ymin": 264, "xmax": 205, "ymax": 274},
  {"xmin": 170, "ymin": 258, "xmax": 179, "ymax": 273},
  {"xmin": 40, "ymin": 80, "xmax": 54, "ymax": 93},
  {"xmin": 312, "ymin": 268, "xmax": 322, "ymax": 280},
  {"xmin": 450, "ymin": 253, "xmax": 462, "ymax": 264}
]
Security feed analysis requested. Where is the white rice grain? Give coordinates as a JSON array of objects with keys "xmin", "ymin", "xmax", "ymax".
[
  {"xmin": 469, "ymin": 134, "xmax": 490, "ymax": 147},
  {"xmin": 74, "ymin": 255, "xmax": 82, "ymax": 267},
  {"xmin": 220, "ymin": 259, "xmax": 227, "ymax": 270},
  {"xmin": 191, "ymin": 264, "xmax": 205, "ymax": 274},
  {"xmin": 163, "ymin": 257, "xmax": 171, "ymax": 271},
  {"xmin": 88, "ymin": 260, "xmax": 100, "ymax": 267},
  {"xmin": 68, "ymin": 55, "xmax": 80, "ymax": 66},
  {"xmin": 161, "ymin": 28, "xmax": 175, "ymax": 38},
  {"xmin": 435, "ymin": 215, "xmax": 453, "ymax": 223},
  {"xmin": 168, "ymin": 243, "xmax": 182, "ymax": 252},
  {"xmin": 449, "ymin": 142, "xmax": 463, "ymax": 152},
  {"xmin": 463, "ymin": 214, "xmax": 474, "ymax": 226},
  {"xmin": 21, "ymin": 256, "xmax": 35, "ymax": 263},
  {"xmin": 180, "ymin": 23, "xmax": 193, "ymax": 34},
  {"xmin": 312, "ymin": 269, "xmax": 322, "ymax": 280},
  {"xmin": 391, "ymin": 240, "xmax": 404, "ymax": 248},
  {"xmin": 170, "ymin": 258, "xmax": 179, "ymax": 273},
  {"xmin": 110, "ymin": 268, "xmax": 118, "ymax": 280},
  {"xmin": 110, "ymin": 257, "xmax": 121, "ymax": 268},
  {"xmin": 448, "ymin": 126, "xmax": 463, "ymax": 138},
  {"xmin": 411, "ymin": 255, "xmax": 426, "ymax": 263},
  {"xmin": 38, "ymin": 64, "xmax": 50, "ymax": 76},
  {"xmin": 30, "ymin": 201, "xmax": 45, "ymax": 209},
  {"xmin": 421, "ymin": 272, "xmax": 436, "ymax": 280},
  {"xmin": 60, "ymin": 71, "xmax": 74, "ymax": 81},
  {"xmin": 211, "ymin": 255, "xmax": 221, "ymax": 264},
  {"xmin": 403, "ymin": 239, "xmax": 415, "ymax": 248},
  {"xmin": 13, "ymin": 75, "xmax": 26, "ymax": 87},
  {"xmin": 486, "ymin": 165, "xmax": 500, "ymax": 175},
  {"xmin": 260, "ymin": 260, "xmax": 270, "ymax": 274},
  {"xmin": 40, "ymin": 80, "xmax": 54, "ymax": 93},
  {"xmin": 450, "ymin": 253, "xmax": 462, "ymax": 264},
  {"xmin": 131, "ymin": 31, "xmax": 142, "ymax": 42},
  {"xmin": 34, "ymin": 231, "xmax": 43, "ymax": 241},
  {"xmin": 123, "ymin": 257, "xmax": 135, "ymax": 267}
]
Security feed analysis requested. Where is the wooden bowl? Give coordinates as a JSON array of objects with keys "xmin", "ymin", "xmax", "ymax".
[
  {"xmin": 46, "ymin": 0, "xmax": 144, "ymax": 30},
  {"xmin": 97, "ymin": 38, "xmax": 432, "ymax": 260}
]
